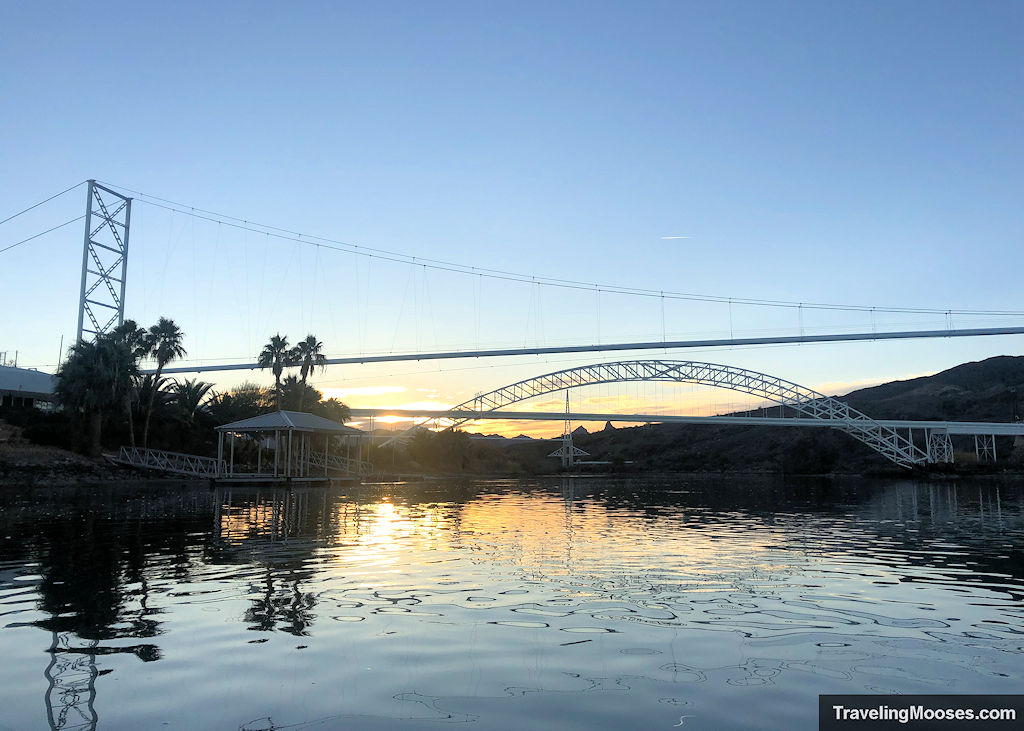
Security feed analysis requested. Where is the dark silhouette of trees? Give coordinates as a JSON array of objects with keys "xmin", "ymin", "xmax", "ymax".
[{"xmin": 55, "ymin": 336, "xmax": 138, "ymax": 456}]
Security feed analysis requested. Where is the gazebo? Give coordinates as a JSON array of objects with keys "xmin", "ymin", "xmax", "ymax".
[{"xmin": 214, "ymin": 410, "xmax": 362, "ymax": 481}]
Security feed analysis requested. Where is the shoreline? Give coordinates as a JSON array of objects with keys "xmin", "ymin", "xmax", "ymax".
[
  {"xmin": 4, "ymin": 433, "xmax": 1023, "ymax": 489},
  {"xmin": 4, "ymin": 455, "xmax": 1024, "ymax": 489}
]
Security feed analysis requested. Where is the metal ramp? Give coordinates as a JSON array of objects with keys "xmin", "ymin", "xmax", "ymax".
[
  {"xmin": 308, "ymin": 450, "xmax": 371, "ymax": 477},
  {"xmin": 112, "ymin": 446, "xmax": 369, "ymax": 479},
  {"xmin": 113, "ymin": 446, "xmax": 225, "ymax": 477}
]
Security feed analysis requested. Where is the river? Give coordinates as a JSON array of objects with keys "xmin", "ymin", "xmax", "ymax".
[{"xmin": 1, "ymin": 476, "xmax": 1021, "ymax": 730}]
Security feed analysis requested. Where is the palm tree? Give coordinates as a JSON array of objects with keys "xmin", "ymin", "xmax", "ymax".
[
  {"xmin": 110, "ymin": 319, "xmax": 150, "ymax": 359},
  {"xmin": 316, "ymin": 397, "xmax": 351, "ymax": 425},
  {"xmin": 278, "ymin": 374, "xmax": 302, "ymax": 411},
  {"xmin": 257, "ymin": 334, "xmax": 292, "ymax": 410},
  {"xmin": 108, "ymin": 320, "xmax": 148, "ymax": 447},
  {"xmin": 291, "ymin": 334, "xmax": 327, "ymax": 410},
  {"xmin": 171, "ymin": 378, "xmax": 214, "ymax": 450},
  {"xmin": 136, "ymin": 374, "xmax": 173, "ymax": 444},
  {"xmin": 55, "ymin": 336, "xmax": 138, "ymax": 456},
  {"xmin": 171, "ymin": 378, "xmax": 214, "ymax": 421},
  {"xmin": 278, "ymin": 374, "xmax": 322, "ymax": 412},
  {"xmin": 141, "ymin": 317, "xmax": 186, "ymax": 449},
  {"xmin": 207, "ymin": 382, "xmax": 273, "ymax": 423}
]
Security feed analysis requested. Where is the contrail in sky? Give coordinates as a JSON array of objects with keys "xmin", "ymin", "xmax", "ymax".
[{"xmin": 661, "ymin": 235, "xmax": 691, "ymax": 239}]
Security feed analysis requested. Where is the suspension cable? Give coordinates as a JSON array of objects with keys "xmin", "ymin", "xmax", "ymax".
[
  {"xmin": 0, "ymin": 181, "xmax": 86, "ymax": 227},
  {"xmin": 95, "ymin": 179, "xmax": 1024, "ymax": 318}
]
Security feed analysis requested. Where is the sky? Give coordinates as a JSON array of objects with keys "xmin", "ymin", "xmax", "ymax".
[{"xmin": 1, "ymin": 1, "xmax": 1022, "ymax": 436}]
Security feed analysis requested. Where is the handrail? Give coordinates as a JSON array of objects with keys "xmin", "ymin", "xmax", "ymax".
[{"xmin": 116, "ymin": 446, "xmax": 225, "ymax": 477}]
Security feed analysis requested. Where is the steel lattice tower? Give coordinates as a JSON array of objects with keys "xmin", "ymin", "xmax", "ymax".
[{"xmin": 76, "ymin": 180, "xmax": 132, "ymax": 341}]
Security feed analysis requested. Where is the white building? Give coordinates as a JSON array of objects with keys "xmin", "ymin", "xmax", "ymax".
[{"xmin": 0, "ymin": 365, "xmax": 55, "ymax": 409}]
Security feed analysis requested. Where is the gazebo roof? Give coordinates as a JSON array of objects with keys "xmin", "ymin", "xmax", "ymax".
[{"xmin": 215, "ymin": 410, "xmax": 360, "ymax": 434}]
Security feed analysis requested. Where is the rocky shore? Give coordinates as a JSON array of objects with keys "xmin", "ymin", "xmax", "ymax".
[
  {"xmin": 0, "ymin": 421, "xmax": 147, "ymax": 486},
  {"xmin": 0, "ymin": 445, "xmax": 151, "ymax": 485}
]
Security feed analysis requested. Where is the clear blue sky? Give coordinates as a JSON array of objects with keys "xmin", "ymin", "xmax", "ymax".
[{"xmin": 2, "ymin": 1, "xmax": 1022, "ymax": 430}]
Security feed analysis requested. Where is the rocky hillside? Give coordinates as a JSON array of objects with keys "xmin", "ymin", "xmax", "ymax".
[
  {"xmin": 842, "ymin": 355, "xmax": 1023, "ymax": 422},
  {"xmin": 0, "ymin": 420, "xmax": 144, "ymax": 485}
]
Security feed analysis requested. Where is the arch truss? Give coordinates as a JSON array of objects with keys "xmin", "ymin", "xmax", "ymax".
[{"xmin": 440, "ymin": 360, "xmax": 929, "ymax": 469}]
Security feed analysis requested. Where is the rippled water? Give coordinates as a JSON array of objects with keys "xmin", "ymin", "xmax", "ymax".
[{"xmin": 1, "ymin": 476, "xmax": 1022, "ymax": 730}]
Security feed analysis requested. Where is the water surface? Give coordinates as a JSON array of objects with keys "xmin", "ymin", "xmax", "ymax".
[{"xmin": 1, "ymin": 476, "xmax": 1021, "ymax": 730}]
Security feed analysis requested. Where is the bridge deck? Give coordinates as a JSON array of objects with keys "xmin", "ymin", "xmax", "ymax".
[
  {"xmin": 149, "ymin": 326, "xmax": 1024, "ymax": 375},
  {"xmin": 349, "ymin": 409, "xmax": 1024, "ymax": 436}
]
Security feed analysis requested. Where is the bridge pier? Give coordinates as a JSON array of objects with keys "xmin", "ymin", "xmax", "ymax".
[
  {"xmin": 547, "ymin": 393, "xmax": 589, "ymax": 468},
  {"xmin": 926, "ymin": 429, "xmax": 955, "ymax": 464},
  {"xmin": 974, "ymin": 434, "xmax": 997, "ymax": 462},
  {"xmin": 548, "ymin": 432, "xmax": 589, "ymax": 468}
]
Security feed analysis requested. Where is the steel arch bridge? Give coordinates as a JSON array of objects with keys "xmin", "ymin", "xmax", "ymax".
[{"xmin": 435, "ymin": 360, "xmax": 929, "ymax": 469}]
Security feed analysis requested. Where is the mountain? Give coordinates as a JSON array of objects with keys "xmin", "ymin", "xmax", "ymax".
[{"xmin": 841, "ymin": 356, "xmax": 1023, "ymax": 422}]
